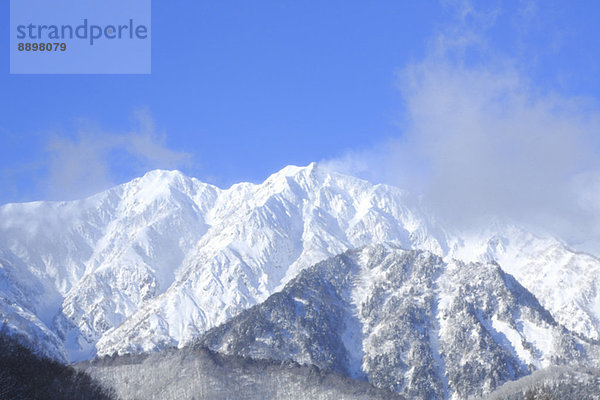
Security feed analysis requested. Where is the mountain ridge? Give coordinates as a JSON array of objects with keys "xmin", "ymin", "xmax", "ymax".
[
  {"xmin": 197, "ymin": 244, "xmax": 595, "ymax": 399},
  {"xmin": 1, "ymin": 163, "xmax": 600, "ymax": 370}
]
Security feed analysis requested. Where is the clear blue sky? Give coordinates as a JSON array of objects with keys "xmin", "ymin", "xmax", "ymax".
[{"xmin": 1, "ymin": 1, "xmax": 599, "ymax": 204}]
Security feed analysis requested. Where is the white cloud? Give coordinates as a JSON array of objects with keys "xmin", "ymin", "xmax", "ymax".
[
  {"xmin": 323, "ymin": 0, "xmax": 600, "ymax": 252},
  {"xmin": 42, "ymin": 111, "xmax": 191, "ymax": 200}
]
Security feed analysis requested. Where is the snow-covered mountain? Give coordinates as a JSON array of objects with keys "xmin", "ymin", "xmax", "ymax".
[
  {"xmin": 199, "ymin": 244, "xmax": 591, "ymax": 399},
  {"xmin": 0, "ymin": 163, "xmax": 599, "ymax": 368},
  {"xmin": 0, "ymin": 169, "xmax": 218, "ymax": 361}
]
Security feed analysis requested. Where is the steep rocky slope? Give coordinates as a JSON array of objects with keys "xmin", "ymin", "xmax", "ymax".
[{"xmin": 200, "ymin": 245, "xmax": 593, "ymax": 399}]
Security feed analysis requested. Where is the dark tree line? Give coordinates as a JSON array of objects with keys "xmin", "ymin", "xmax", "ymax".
[{"xmin": 0, "ymin": 334, "xmax": 115, "ymax": 400}]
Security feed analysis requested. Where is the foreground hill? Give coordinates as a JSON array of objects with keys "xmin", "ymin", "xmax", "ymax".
[
  {"xmin": 0, "ymin": 333, "xmax": 114, "ymax": 400},
  {"xmin": 78, "ymin": 346, "xmax": 402, "ymax": 400}
]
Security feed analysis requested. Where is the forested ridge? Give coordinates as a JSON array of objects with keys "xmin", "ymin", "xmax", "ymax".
[{"xmin": 0, "ymin": 333, "xmax": 115, "ymax": 400}]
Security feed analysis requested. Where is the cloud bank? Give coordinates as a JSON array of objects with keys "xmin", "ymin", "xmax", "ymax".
[{"xmin": 323, "ymin": 1, "xmax": 600, "ymax": 252}]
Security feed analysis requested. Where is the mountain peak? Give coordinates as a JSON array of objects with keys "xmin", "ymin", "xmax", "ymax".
[
  {"xmin": 140, "ymin": 168, "xmax": 186, "ymax": 179},
  {"xmin": 265, "ymin": 162, "xmax": 319, "ymax": 180},
  {"xmin": 136, "ymin": 169, "xmax": 194, "ymax": 188}
]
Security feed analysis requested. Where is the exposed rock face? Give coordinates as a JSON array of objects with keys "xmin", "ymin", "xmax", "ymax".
[{"xmin": 200, "ymin": 245, "xmax": 590, "ymax": 399}]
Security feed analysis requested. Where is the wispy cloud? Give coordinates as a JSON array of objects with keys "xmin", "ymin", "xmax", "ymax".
[
  {"xmin": 323, "ymin": 0, "xmax": 600, "ymax": 252},
  {"xmin": 42, "ymin": 110, "xmax": 192, "ymax": 200}
]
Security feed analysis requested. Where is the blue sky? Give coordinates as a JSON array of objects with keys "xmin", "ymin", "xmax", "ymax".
[{"xmin": 1, "ymin": 0, "xmax": 599, "ymax": 213}]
